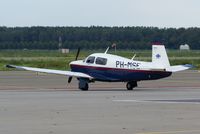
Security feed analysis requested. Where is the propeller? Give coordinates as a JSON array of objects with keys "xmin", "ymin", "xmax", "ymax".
[
  {"xmin": 75, "ymin": 47, "xmax": 80, "ymax": 60},
  {"xmin": 68, "ymin": 76, "xmax": 73, "ymax": 83},
  {"xmin": 68, "ymin": 47, "xmax": 80, "ymax": 83}
]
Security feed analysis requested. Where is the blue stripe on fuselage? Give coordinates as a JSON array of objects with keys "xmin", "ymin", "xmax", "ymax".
[{"xmin": 71, "ymin": 64, "xmax": 172, "ymax": 82}]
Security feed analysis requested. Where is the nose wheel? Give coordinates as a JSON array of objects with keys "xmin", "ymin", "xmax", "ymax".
[
  {"xmin": 79, "ymin": 83, "xmax": 88, "ymax": 91},
  {"xmin": 126, "ymin": 81, "xmax": 137, "ymax": 90},
  {"xmin": 79, "ymin": 78, "xmax": 89, "ymax": 91}
]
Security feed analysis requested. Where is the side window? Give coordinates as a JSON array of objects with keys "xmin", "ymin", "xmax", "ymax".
[
  {"xmin": 86, "ymin": 56, "xmax": 95, "ymax": 64},
  {"xmin": 95, "ymin": 57, "xmax": 107, "ymax": 65}
]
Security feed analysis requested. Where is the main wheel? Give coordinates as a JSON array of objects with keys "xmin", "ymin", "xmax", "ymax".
[
  {"xmin": 126, "ymin": 81, "xmax": 137, "ymax": 90},
  {"xmin": 126, "ymin": 82, "xmax": 133, "ymax": 90}
]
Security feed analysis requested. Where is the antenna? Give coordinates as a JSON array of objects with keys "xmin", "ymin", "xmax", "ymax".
[
  {"xmin": 104, "ymin": 47, "xmax": 110, "ymax": 54},
  {"xmin": 131, "ymin": 53, "xmax": 136, "ymax": 60}
]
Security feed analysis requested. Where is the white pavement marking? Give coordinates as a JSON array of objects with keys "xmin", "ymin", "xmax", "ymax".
[
  {"xmin": 112, "ymin": 99, "xmax": 200, "ymax": 105},
  {"xmin": 137, "ymin": 129, "xmax": 200, "ymax": 134}
]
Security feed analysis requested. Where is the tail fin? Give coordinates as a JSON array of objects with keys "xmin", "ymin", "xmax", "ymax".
[{"xmin": 152, "ymin": 44, "xmax": 170, "ymax": 68}]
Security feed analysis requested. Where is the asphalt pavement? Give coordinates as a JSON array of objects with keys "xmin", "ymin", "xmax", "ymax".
[{"xmin": 0, "ymin": 70, "xmax": 200, "ymax": 134}]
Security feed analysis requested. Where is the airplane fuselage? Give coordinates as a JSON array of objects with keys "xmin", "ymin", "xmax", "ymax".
[{"xmin": 70, "ymin": 53, "xmax": 172, "ymax": 82}]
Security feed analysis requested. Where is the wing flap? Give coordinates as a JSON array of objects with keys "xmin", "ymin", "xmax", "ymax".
[{"xmin": 6, "ymin": 65, "xmax": 93, "ymax": 79}]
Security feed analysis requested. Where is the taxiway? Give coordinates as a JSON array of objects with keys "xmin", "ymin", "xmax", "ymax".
[{"xmin": 0, "ymin": 70, "xmax": 200, "ymax": 134}]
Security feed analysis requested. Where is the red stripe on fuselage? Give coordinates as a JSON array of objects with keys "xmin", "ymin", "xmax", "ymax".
[{"xmin": 70, "ymin": 64, "xmax": 170, "ymax": 74}]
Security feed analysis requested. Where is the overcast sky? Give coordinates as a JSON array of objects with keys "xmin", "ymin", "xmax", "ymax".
[{"xmin": 0, "ymin": 0, "xmax": 200, "ymax": 28}]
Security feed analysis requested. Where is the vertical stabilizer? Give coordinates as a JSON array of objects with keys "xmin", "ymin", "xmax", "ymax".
[{"xmin": 152, "ymin": 44, "xmax": 170, "ymax": 68}]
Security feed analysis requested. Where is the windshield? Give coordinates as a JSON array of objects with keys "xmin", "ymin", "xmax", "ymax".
[{"xmin": 86, "ymin": 56, "xmax": 95, "ymax": 64}]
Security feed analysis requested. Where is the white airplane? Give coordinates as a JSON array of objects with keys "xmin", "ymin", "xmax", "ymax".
[{"xmin": 6, "ymin": 44, "xmax": 193, "ymax": 91}]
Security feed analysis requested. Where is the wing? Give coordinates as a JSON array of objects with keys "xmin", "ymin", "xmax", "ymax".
[
  {"xmin": 166, "ymin": 64, "xmax": 194, "ymax": 72},
  {"xmin": 6, "ymin": 65, "xmax": 93, "ymax": 79}
]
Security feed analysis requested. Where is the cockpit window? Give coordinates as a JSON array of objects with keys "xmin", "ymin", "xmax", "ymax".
[
  {"xmin": 95, "ymin": 57, "xmax": 107, "ymax": 65},
  {"xmin": 86, "ymin": 56, "xmax": 95, "ymax": 64}
]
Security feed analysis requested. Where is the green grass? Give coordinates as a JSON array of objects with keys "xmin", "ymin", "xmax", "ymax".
[
  {"xmin": 1, "ymin": 49, "xmax": 200, "ymax": 71},
  {"xmin": 1, "ymin": 49, "xmax": 199, "ymax": 57}
]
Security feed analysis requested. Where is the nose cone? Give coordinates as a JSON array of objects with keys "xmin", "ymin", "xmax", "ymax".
[
  {"xmin": 69, "ymin": 61, "xmax": 77, "ymax": 68},
  {"xmin": 70, "ymin": 60, "xmax": 83, "ymax": 72},
  {"xmin": 69, "ymin": 61, "xmax": 76, "ymax": 70},
  {"xmin": 69, "ymin": 61, "xmax": 76, "ymax": 66},
  {"xmin": 69, "ymin": 60, "xmax": 82, "ymax": 69}
]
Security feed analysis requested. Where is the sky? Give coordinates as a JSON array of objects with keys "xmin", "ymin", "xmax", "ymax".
[{"xmin": 0, "ymin": 0, "xmax": 200, "ymax": 28}]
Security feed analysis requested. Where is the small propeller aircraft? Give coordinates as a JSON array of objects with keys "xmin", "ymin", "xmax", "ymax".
[{"xmin": 6, "ymin": 44, "xmax": 193, "ymax": 91}]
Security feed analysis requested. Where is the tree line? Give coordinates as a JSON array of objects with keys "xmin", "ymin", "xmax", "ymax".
[{"xmin": 0, "ymin": 26, "xmax": 200, "ymax": 50}]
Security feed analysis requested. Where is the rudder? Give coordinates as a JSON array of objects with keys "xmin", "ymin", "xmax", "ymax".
[{"xmin": 152, "ymin": 44, "xmax": 170, "ymax": 68}]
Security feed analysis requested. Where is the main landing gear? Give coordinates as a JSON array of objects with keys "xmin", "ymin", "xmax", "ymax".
[
  {"xmin": 126, "ymin": 81, "xmax": 138, "ymax": 90},
  {"xmin": 78, "ymin": 79, "xmax": 138, "ymax": 91}
]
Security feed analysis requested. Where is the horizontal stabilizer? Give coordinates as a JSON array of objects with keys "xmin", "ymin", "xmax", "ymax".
[
  {"xmin": 166, "ymin": 64, "xmax": 194, "ymax": 72},
  {"xmin": 6, "ymin": 64, "xmax": 93, "ymax": 79}
]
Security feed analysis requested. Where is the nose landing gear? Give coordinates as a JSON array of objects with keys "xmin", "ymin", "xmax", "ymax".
[{"xmin": 79, "ymin": 78, "xmax": 89, "ymax": 91}]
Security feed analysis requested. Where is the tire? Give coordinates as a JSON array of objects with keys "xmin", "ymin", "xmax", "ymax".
[
  {"xmin": 79, "ymin": 80, "xmax": 89, "ymax": 91},
  {"xmin": 126, "ymin": 81, "xmax": 137, "ymax": 90},
  {"xmin": 80, "ymin": 83, "xmax": 88, "ymax": 91},
  {"xmin": 126, "ymin": 82, "xmax": 133, "ymax": 90}
]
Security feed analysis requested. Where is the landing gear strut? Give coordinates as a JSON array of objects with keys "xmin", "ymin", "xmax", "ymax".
[
  {"xmin": 79, "ymin": 79, "xmax": 89, "ymax": 91},
  {"xmin": 126, "ymin": 81, "xmax": 137, "ymax": 90}
]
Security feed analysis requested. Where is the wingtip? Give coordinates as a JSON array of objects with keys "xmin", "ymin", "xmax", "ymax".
[
  {"xmin": 184, "ymin": 64, "xmax": 195, "ymax": 68},
  {"xmin": 5, "ymin": 65, "xmax": 15, "ymax": 68}
]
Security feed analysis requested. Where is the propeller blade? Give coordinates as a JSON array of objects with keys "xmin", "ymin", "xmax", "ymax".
[
  {"xmin": 68, "ymin": 48, "xmax": 80, "ymax": 84},
  {"xmin": 68, "ymin": 76, "xmax": 73, "ymax": 83},
  {"xmin": 75, "ymin": 47, "xmax": 80, "ymax": 60}
]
